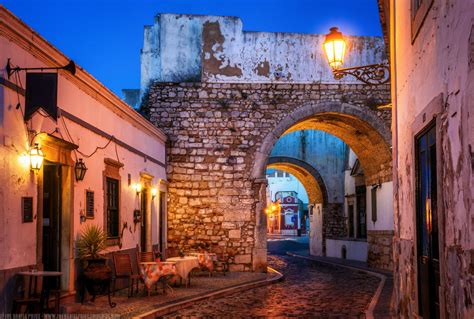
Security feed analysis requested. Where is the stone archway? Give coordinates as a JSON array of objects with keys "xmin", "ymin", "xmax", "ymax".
[
  {"xmin": 251, "ymin": 101, "xmax": 393, "ymax": 267},
  {"xmin": 146, "ymin": 81, "xmax": 392, "ymax": 272},
  {"xmin": 252, "ymin": 101, "xmax": 392, "ymax": 186},
  {"xmin": 266, "ymin": 156, "xmax": 328, "ymax": 205},
  {"xmin": 266, "ymin": 156, "xmax": 328, "ymax": 256}
]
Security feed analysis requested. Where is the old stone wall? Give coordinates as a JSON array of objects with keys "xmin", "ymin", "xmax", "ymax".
[
  {"xmin": 323, "ymin": 203, "xmax": 346, "ymax": 254},
  {"xmin": 139, "ymin": 14, "xmax": 386, "ymax": 94},
  {"xmin": 145, "ymin": 81, "xmax": 390, "ymax": 270},
  {"xmin": 367, "ymin": 230, "xmax": 393, "ymax": 271},
  {"xmin": 388, "ymin": 0, "xmax": 474, "ymax": 316}
]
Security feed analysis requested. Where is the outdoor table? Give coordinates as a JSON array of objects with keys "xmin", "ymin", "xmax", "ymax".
[
  {"xmin": 17, "ymin": 270, "xmax": 62, "ymax": 314},
  {"xmin": 166, "ymin": 256, "xmax": 200, "ymax": 286},
  {"xmin": 139, "ymin": 261, "xmax": 177, "ymax": 295},
  {"xmin": 188, "ymin": 252, "xmax": 217, "ymax": 273}
]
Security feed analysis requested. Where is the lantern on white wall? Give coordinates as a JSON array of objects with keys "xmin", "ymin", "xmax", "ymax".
[
  {"xmin": 74, "ymin": 159, "xmax": 88, "ymax": 182},
  {"xmin": 29, "ymin": 143, "xmax": 44, "ymax": 171},
  {"xmin": 323, "ymin": 27, "xmax": 346, "ymax": 70}
]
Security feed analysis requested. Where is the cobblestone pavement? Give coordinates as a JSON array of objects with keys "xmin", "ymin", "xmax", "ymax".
[
  {"xmin": 165, "ymin": 240, "xmax": 380, "ymax": 318},
  {"xmin": 75, "ymin": 271, "xmax": 270, "ymax": 318}
]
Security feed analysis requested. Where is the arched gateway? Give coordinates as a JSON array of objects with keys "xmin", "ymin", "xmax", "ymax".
[
  {"xmin": 267, "ymin": 156, "xmax": 328, "ymax": 205},
  {"xmin": 252, "ymin": 101, "xmax": 392, "ymax": 184},
  {"xmin": 138, "ymin": 11, "xmax": 392, "ymax": 272},
  {"xmin": 266, "ymin": 156, "xmax": 329, "ymax": 256},
  {"xmin": 145, "ymin": 81, "xmax": 392, "ymax": 272}
]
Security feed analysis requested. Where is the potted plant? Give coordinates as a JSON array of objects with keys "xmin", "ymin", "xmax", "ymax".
[{"xmin": 77, "ymin": 224, "xmax": 112, "ymax": 301}]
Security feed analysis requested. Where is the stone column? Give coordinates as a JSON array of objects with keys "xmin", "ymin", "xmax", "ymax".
[
  {"xmin": 310, "ymin": 203, "xmax": 324, "ymax": 256},
  {"xmin": 252, "ymin": 177, "xmax": 268, "ymax": 272}
]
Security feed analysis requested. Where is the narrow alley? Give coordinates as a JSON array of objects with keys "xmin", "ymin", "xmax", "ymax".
[{"xmin": 165, "ymin": 238, "xmax": 381, "ymax": 318}]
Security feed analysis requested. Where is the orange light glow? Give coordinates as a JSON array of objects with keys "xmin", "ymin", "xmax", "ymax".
[
  {"xmin": 29, "ymin": 143, "xmax": 44, "ymax": 171},
  {"xmin": 19, "ymin": 153, "xmax": 30, "ymax": 168},
  {"xmin": 323, "ymin": 27, "xmax": 346, "ymax": 70},
  {"xmin": 132, "ymin": 183, "xmax": 142, "ymax": 194}
]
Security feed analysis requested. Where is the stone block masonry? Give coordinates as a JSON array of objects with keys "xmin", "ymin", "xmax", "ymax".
[
  {"xmin": 145, "ymin": 81, "xmax": 391, "ymax": 271},
  {"xmin": 367, "ymin": 230, "xmax": 393, "ymax": 271}
]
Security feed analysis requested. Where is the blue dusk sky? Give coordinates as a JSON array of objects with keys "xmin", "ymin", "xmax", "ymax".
[{"xmin": 2, "ymin": 0, "xmax": 382, "ymax": 98}]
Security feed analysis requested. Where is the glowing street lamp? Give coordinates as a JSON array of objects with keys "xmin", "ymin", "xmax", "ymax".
[
  {"xmin": 132, "ymin": 183, "xmax": 142, "ymax": 195},
  {"xmin": 29, "ymin": 143, "xmax": 44, "ymax": 171},
  {"xmin": 323, "ymin": 27, "xmax": 390, "ymax": 85},
  {"xmin": 323, "ymin": 27, "xmax": 346, "ymax": 70},
  {"xmin": 151, "ymin": 187, "xmax": 158, "ymax": 199},
  {"xmin": 265, "ymin": 201, "xmax": 282, "ymax": 233}
]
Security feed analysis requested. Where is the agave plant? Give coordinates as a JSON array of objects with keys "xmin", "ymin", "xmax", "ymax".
[{"xmin": 76, "ymin": 224, "xmax": 108, "ymax": 260}]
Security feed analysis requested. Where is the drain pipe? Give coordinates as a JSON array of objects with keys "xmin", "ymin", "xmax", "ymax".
[{"xmin": 390, "ymin": 0, "xmax": 399, "ymax": 314}]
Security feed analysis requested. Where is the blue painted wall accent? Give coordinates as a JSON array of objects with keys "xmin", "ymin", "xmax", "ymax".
[{"xmin": 270, "ymin": 130, "xmax": 347, "ymax": 203}]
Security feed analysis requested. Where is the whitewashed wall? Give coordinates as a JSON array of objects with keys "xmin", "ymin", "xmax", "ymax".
[
  {"xmin": 391, "ymin": 0, "xmax": 473, "ymax": 316},
  {"xmin": 140, "ymin": 13, "xmax": 386, "ymax": 92},
  {"xmin": 0, "ymin": 22, "xmax": 167, "ymax": 273},
  {"xmin": 266, "ymin": 171, "xmax": 309, "ymax": 203}
]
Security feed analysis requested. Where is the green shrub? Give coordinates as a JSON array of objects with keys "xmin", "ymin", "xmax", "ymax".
[{"xmin": 76, "ymin": 224, "xmax": 107, "ymax": 259}]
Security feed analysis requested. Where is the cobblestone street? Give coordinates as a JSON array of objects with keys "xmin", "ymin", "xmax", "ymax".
[{"xmin": 165, "ymin": 239, "xmax": 380, "ymax": 318}]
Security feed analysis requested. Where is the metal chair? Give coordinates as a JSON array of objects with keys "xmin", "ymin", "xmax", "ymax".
[
  {"xmin": 214, "ymin": 252, "xmax": 230, "ymax": 276},
  {"xmin": 112, "ymin": 253, "xmax": 141, "ymax": 297},
  {"xmin": 12, "ymin": 297, "xmax": 40, "ymax": 314}
]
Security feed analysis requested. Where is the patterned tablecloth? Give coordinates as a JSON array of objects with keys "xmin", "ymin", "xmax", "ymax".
[
  {"xmin": 188, "ymin": 252, "xmax": 217, "ymax": 272},
  {"xmin": 166, "ymin": 256, "xmax": 200, "ymax": 280},
  {"xmin": 139, "ymin": 262, "xmax": 177, "ymax": 289}
]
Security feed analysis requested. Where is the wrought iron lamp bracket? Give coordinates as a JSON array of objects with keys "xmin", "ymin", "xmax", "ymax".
[
  {"xmin": 5, "ymin": 58, "xmax": 76, "ymax": 79},
  {"xmin": 332, "ymin": 62, "xmax": 390, "ymax": 85}
]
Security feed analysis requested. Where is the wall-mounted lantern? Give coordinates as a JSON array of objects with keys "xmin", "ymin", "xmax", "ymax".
[
  {"xmin": 133, "ymin": 209, "xmax": 141, "ymax": 224},
  {"xmin": 132, "ymin": 183, "xmax": 142, "ymax": 195},
  {"xmin": 74, "ymin": 159, "xmax": 88, "ymax": 182},
  {"xmin": 151, "ymin": 187, "xmax": 158, "ymax": 199},
  {"xmin": 323, "ymin": 27, "xmax": 346, "ymax": 70},
  {"xmin": 29, "ymin": 143, "xmax": 44, "ymax": 171},
  {"xmin": 323, "ymin": 27, "xmax": 390, "ymax": 85}
]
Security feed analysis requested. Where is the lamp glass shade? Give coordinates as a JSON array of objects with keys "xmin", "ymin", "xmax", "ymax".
[
  {"xmin": 323, "ymin": 27, "xmax": 346, "ymax": 69},
  {"xmin": 151, "ymin": 188, "xmax": 158, "ymax": 197},
  {"xmin": 74, "ymin": 159, "xmax": 87, "ymax": 181},
  {"xmin": 133, "ymin": 183, "xmax": 142, "ymax": 193},
  {"xmin": 30, "ymin": 143, "xmax": 44, "ymax": 170}
]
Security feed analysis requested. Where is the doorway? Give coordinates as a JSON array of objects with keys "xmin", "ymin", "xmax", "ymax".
[
  {"xmin": 355, "ymin": 185, "xmax": 367, "ymax": 239},
  {"xmin": 415, "ymin": 124, "xmax": 440, "ymax": 318},
  {"xmin": 158, "ymin": 192, "xmax": 166, "ymax": 254},
  {"xmin": 42, "ymin": 162, "xmax": 62, "ymax": 288},
  {"xmin": 140, "ymin": 188, "xmax": 148, "ymax": 252}
]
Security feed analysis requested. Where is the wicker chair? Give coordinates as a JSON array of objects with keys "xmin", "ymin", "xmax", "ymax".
[{"xmin": 112, "ymin": 253, "xmax": 141, "ymax": 297}]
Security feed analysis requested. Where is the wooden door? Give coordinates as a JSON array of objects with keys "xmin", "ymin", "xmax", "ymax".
[
  {"xmin": 140, "ymin": 188, "xmax": 148, "ymax": 252},
  {"xmin": 415, "ymin": 124, "xmax": 440, "ymax": 318},
  {"xmin": 356, "ymin": 186, "xmax": 367, "ymax": 239},
  {"xmin": 159, "ymin": 192, "xmax": 166, "ymax": 254},
  {"xmin": 42, "ymin": 162, "xmax": 61, "ymax": 288}
]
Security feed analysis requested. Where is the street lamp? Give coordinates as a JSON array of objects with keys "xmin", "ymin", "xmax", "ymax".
[
  {"xmin": 74, "ymin": 159, "xmax": 87, "ymax": 182},
  {"xmin": 323, "ymin": 27, "xmax": 346, "ymax": 69},
  {"xmin": 132, "ymin": 183, "xmax": 142, "ymax": 195},
  {"xmin": 323, "ymin": 27, "xmax": 390, "ymax": 85},
  {"xmin": 29, "ymin": 143, "xmax": 44, "ymax": 171},
  {"xmin": 151, "ymin": 187, "xmax": 158, "ymax": 199}
]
